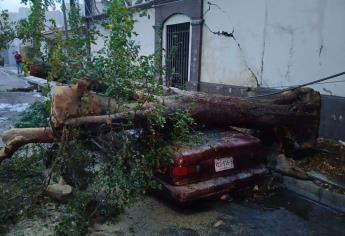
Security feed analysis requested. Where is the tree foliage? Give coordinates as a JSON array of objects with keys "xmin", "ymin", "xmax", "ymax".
[
  {"xmin": 52, "ymin": 2, "xmax": 189, "ymax": 233},
  {"xmin": 0, "ymin": 10, "xmax": 16, "ymax": 51},
  {"xmin": 91, "ymin": 0, "xmax": 162, "ymax": 100},
  {"xmin": 49, "ymin": 3, "xmax": 100, "ymax": 83},
  {"xmin": 1, "ymin": 1, "xmax": 197, "ymax": 235},
  {"xmin": 16, "ymin": 0, "xmax": 54, "ymax": 57}
]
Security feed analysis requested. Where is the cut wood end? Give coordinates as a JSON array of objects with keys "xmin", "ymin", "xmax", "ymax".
[
  {"xmin": 45, "ymin": 182, "xmax": 73, "ymax": 202},
  {"xmin": 0, "ymin": 127, "xmax": 55, "ymax": 163},
  {"xmin": 0, "ymin": 148, "xmax": 10, "ymax": 163}
]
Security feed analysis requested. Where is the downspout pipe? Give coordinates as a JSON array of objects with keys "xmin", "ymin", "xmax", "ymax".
[{"xmin": 198, "ymin": 0, "xmax": 204, "ymax": 91}]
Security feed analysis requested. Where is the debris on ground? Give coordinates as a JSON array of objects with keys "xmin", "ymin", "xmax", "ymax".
[
  {"xmin": 274, "ymin": 154, "xmax": 310, "ymax": 180},
  {"xmin": 294, "ymin": 138, "xmax": 345, "ymax": 194},
  {"xmin": 213, "ymin": 219, "xmax": 225, "ymax": 228},
  {"xmin": 296, "ymin": 138, "xmax": 345, "ymax": 179}
]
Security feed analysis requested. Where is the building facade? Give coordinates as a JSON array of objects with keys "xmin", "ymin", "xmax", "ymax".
[
  {"xmin": 123, "ymin": 0, "xmax": 345, "ymax": 95},
  {"xmin": 106, "ymin": 0, "xmax": 344, "ymax": 140},
  {"xmin": 2, "ymin": 7, "xmax": 65, "ymax": 66}
]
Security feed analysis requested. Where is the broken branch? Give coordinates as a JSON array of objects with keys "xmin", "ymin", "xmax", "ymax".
[{"xmin": 0, "ymin": 128, "xmax": 55, "ymax": 162}]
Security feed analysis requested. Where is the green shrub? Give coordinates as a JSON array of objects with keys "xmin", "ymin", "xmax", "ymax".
[
  {"xmin": 15, "ymin": 100, "xmax": 51, "ymax": 128},
  {"xmin": 0, "ymin": 145, "xmax": 47, "ymax": 234}
]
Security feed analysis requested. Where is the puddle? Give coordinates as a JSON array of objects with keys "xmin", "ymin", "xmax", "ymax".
[
  {"xmin": 259, "ymin": 190, "xmax": 313, "ymax": 220},
  {"xmin": 0, "ymin": 117, "xmax": 8, "ymax": 122},
  {"xmin": 33, "ymin": 93, "xmax": 43, "ymax": 98},
  {"xmin": 33, "ymin": 93, "xmax": 49, "ymax": 101},
  {"xmin": 0, "ymin": 103, "xmax": 30, "ymax": 112}
]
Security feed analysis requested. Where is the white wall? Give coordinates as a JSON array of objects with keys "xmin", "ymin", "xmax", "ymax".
[
  {"xmin": 91, "ymin": 24, "xmax": 110, "ymax": 55},
  {"xmin": 4, "ymin": 39, "xmax": 21, "ymax": 65},
  {"xmin": 85, "ymin": 8, "xmax": 156, "ymax": 57},
  {"xmin": 201, "ymin": 0, "xmax": 345, "ymax": 96},
  {"xmin": 132, "ymin": 8, "xmax": 155, "ymax": 56},
  {"xmin": 201, "ymin": 0, "xmax": 265, "ymax": 88}
]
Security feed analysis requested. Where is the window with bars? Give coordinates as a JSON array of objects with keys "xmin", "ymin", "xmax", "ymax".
[{"xmin": 166, "ymin": 22, "xmax": 190, "ymax": 89}]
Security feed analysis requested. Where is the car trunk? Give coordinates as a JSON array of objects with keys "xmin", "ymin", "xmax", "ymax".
[{"xmin": 156, "ymin": 130, "xmax": 265, "ymax": 186}]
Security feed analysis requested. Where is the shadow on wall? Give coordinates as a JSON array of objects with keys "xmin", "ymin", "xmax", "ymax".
[
  {"xmin": 320, "ymin": 95, "xmax": 345, "ymax": 140},
  {"xmin": 199, "ymin": 82, "xmax": 345, "ymax": 141}
]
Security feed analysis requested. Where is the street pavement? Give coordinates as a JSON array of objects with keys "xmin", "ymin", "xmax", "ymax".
[
  {"xmin": 100, "ymin": 190, "xmax": 345, "ymax": 236},
  {"xmin": 0, "ymin": 67, "xmax": 44, "ymax": 146},
  {"xmin": 7, "ymin": 190, "xmax": 345, "ymax": 235}
]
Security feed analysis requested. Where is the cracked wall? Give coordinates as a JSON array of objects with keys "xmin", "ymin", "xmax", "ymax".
[
  {"xmin": 201, "ymin": 0, "xmax": 265, "ymax": 88},
  {"xmin": 200, "ymin": 0, "xmax": 345, "ymax": 97}
]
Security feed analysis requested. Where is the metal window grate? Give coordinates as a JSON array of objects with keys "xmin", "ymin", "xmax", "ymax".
[{"xmin": 166, "ymin": 22, "xmax": 190, "ymax": 89}]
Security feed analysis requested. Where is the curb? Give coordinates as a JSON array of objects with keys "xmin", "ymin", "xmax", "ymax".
[
  {"xmin": 24, "ymin": 75, "xmax": 57, "ymax": 90},
  {"xmin": 283, "ymin": 176, "xmax": 345, "ymax": 213}
]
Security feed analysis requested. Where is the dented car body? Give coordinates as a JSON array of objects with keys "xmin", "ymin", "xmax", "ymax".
[{"xmin": 155, "ymin": 129, "xmax": 267, "ymax": 202}]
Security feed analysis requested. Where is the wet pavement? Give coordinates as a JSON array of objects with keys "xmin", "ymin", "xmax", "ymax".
[
  {"xmin": 0, "ymin": 67, "xmax": 44, "ymax": 146},
  {"xmin": 91, "ymin": 191, "xmax": 345, "ymax": 236},
  {"xmin": 6, "ymin": 190, "xmax": 345, "ymax": 236}
]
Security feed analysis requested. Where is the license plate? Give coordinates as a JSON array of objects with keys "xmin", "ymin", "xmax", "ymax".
[{"xmin": 215, "ymin": 157, "xmax": 234, "ymax": 172}]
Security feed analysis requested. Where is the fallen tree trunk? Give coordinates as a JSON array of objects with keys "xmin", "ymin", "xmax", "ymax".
[
  {"xmin": 165, "ymin": 87, "xmax": 321, "ymax": 149},
  {"xmin": 0, "ymin": 128, "xmax": 55, "ymax": 162},
  {"xmin": 0, "ymin": 83, "xmax": 321, "ymax": 162},
  {"xmin": 63, "ymin": 87, "xmax": 320, "ymax": 149}
]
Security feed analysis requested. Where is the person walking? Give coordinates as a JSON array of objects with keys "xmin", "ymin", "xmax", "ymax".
[{"xmin": 14, "ymin": 51, "xmax": 23, "ymax": 75}]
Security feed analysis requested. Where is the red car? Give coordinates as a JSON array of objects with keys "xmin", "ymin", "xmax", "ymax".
[{"xmin": 155, "ymin": 129, "xmax": 267, "ymax": 202}]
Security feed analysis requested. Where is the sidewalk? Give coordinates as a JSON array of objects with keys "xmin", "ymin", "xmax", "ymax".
[
  {"xmin": 0, "ymin": 67, "xmax": 47, "ymax": 146},
  {"xmin": 2, "ymin": 66, "xmax": 57, "ymax": 89},
  {"xmin": 0, "ymin": 67, "xmax": 31, "ymax": 91}
]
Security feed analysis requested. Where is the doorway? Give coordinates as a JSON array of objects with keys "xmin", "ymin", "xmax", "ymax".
[{"xmin": 166, "ymin": 22, "xmax": 190, "ymax": 89}]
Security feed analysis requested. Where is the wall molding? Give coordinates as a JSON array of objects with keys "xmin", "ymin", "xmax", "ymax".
[{"xmin": 154, "ymin": 0, "xmax": 203, "ymax": 91}]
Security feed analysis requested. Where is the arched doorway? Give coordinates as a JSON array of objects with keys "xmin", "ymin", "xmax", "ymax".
[{"xmin": 163, "ymin": 14, "xmax": 191, "ymax": 89}]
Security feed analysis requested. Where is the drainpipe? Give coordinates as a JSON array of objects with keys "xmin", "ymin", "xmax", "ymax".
[
  {"xmin": 191, "ymin": 0, "xmax": 204, "ymax": 92},
  {"xmin": 198, "ymin": 0, "xmax": 204, "ymax": 92}
]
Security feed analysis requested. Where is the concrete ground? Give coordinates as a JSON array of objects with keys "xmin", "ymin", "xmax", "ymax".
[
  {"xmin": 7, "ymin": 191, "xmax": 345, "ymax": 236},
  {"xmin": 0, "ymin": 67, "xmax": 29, "ymax": 91},
  {"xmin": 91, "ymin": 191, "xmax": 345, "ymax": 236}
]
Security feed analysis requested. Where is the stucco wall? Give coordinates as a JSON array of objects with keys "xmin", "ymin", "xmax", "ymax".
[
  {"xmin": 201, "ymin": 0, "xmax": 345, "ymax": 96},
  {"xmin": 4, "ymin": 39, "xmax": 21, "ymax": 65},
  {"xmin": 91, "ymin": 24, "xmax": 110, "ymax": 55},
  {"xmin": 91, "ymin": 8, "xmax": 155, "ymax": 56},
  {"xmin": 132, "ymin": 8, "xmax": 155, "ymax": 56}
]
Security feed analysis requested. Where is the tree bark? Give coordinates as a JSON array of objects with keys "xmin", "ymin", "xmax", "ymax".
[
  {"xmin": 56, "ymin": 86, "xmax": 321, "ymax": 149},
  {"xmin": 163, "ymin": 87, "xmax": 321, "ymax": 149},
  {"xmin": 0, "ymin": 128, "xmax": 55, "ymax": 162},
  {"xmin": 0, "ymin": 85, "xmax": 321, "ymax": 162}
]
